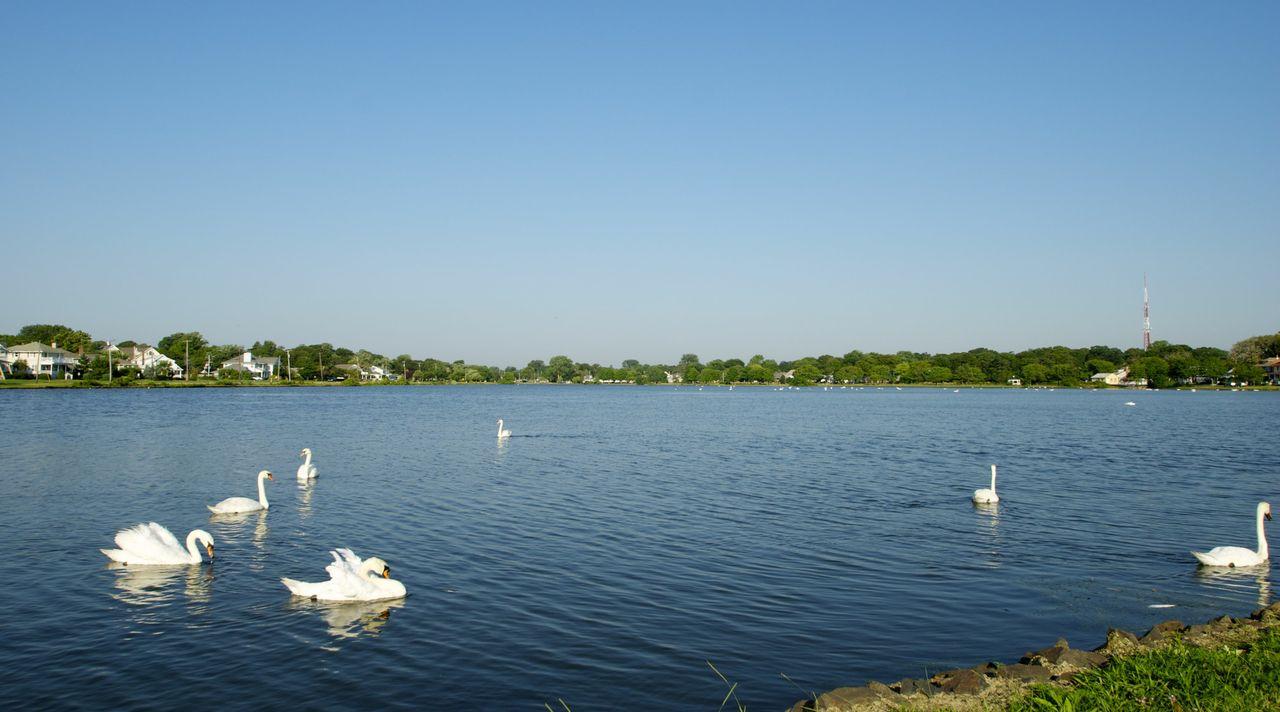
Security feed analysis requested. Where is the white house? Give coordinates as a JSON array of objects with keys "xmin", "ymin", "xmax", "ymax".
[
  {"xmin": 111, "ymin": 344, "xmax": 183, "ymax": 378},
  {"xmin": 664, "ymin": 370, "xmax": 682, "ymax": 384},
  {"xmin": 0, "ymin": 344, "xmax": 9, "ymax": 378},
  {"xmin": 1007, "ymin": 377, "xmax": 1022, "ymax": 386},
  {"xmin": 1090, "ymin": 366, "xmax": 1147, "ymax": 387},
  {"xmin": 220, "ymin": 351, "xmax": 279, "ymax": 380},
  {"xmin": 3, "ymin": 342, "xmax": 79, "ymax": 379}
]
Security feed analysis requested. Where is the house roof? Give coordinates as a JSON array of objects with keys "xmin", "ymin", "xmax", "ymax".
[{"xmin": 6, "ymin": 342, "xmax": 77, "ymax": 356}]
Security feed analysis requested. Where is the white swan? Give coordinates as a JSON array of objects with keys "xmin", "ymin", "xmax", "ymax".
[
  {"xmin": 297, "ymin": 448, "xmax": 318, "ymax": 481},
  {"xmin": 1193, "ymin": 502, "xmax": 1271, "ymax": 567},
  {"xmin": 972, "ymin": 464, "xmax": 999, "ymax": 504},
  {"xmin": 497, "ymin": 419, "xmax": 511, "ymax": 439},
  {"xmin": 208, "ymin": 470, "xmax": 273, "ymax": 514},
  {"xmin": 101, "ymin": 522, "xmax": 214, "ymax": 565},
  {"xmin": 1124, "ymin": 401, "xmax": 1136, "ymax": 407},
  {"xmin": 282, "ymin": 548, "xmax": 407, "ymax": 602}
]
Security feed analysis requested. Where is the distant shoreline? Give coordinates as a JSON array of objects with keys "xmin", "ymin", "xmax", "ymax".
[{"xmin": 1, "ymin": 380, "xmax": 1274, "ymax": 392}]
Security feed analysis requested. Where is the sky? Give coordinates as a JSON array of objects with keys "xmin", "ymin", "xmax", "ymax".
[{"xmin": 2, "ymin": 2, "xmax": 1277, "ymax": 366}]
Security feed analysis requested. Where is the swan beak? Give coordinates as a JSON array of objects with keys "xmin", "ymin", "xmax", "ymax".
[
  {"xmin": 267, "ymin": 472, "xmax": 274, "ymax": 481},
  {"xmin": 206, "ymin": 544, "xmax": 215, "ymax": 559},
  {"xmin": 1267, "ymin": 512, "xmax": 1273, "ymax": 521},
  {"xmin": 382, "ymin": 567, "xmax": 391, "ymax": 579}
]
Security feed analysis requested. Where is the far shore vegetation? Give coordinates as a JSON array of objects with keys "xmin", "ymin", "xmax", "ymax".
[{"xmin": 2, "ymin": 323, "xmax": 1277, "ymax": 389}]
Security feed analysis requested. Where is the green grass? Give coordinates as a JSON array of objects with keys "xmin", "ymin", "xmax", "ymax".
[{"xmin": 1011, "ymin": 629, "xmax": 1280, "ymax": 711}]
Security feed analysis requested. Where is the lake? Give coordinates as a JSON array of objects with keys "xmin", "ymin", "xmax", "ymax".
[{"xmin": 1, "ymin": 385, "xmax": 1276, "ymax": 709}]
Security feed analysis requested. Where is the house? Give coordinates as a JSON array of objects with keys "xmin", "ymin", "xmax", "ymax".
[
  {"xmin": 332, "ymin": 363, "xmax": 392, "ymax": 381},
  {"xmin": 0, "ymin": 344, "xmax": 9, "ymax": 378},
  {"xmin": 220, "ymin": 351, "xmax": 279, "ymax": 380},
  {"xmin": 1007, "ymin": 377, "xmax": 1022, "ymax": 386},
  {"xmin": 3, "ymin": 341, "xmax": 80, "ymax": 379},
  {"xmin": 1090, "ymin": 366, "xmax": 1147, "ymax": 387},
  {"xmin": 774, "ymin": 369, "xmax": 796, "ymax": 381},
  {"xmin": 1261, "ymin": 357, "xmax": 1280, "ymax": 385},
  {"xmin": 110, "ymin": 344, "xmax": 183, "ymax": 378},
  {"xmin": 664, "ymin": 370, "xmax": 682, "ymax": 384}
]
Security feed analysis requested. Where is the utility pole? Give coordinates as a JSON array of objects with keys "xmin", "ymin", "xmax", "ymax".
[{"xmin": 1143, "ymin": 273, "xmax": 1151, "ymax": 350}]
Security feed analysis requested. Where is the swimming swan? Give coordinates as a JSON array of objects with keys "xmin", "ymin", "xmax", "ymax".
[
  {"xmin": 972, "ymin": 464, "xmax": 999, "ymax": 504},
  {"xmin": 297, "ymin": 448, "xmax": 318, "ymax": 481},
  {"xmin": 208, "ymin": 470, "xmax": 273, "ymax": 514},
  {"xmin": 101, "ymin": 522, "xmax": 214, "ymax": 565},
  {"xmin": 1192, "ymin": 502, "xmax": 1271, "ymax": 567},
  {"xmin": 497, "ymin": 419, "xmax": 511, "ymax": 439},
  {"xmin": 282, "ymin": 548, "xmax": 407, "ymax": 602}
]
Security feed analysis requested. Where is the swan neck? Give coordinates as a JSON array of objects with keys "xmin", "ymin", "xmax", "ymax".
[
  {"xmin": 258, "ymin": 473, "xmax": 269, "ymax": 507},
  {"xmin": 303, "ymin": 450, "xmax": 312, "ymax": 466},
  {"xmin": 990, "ymin": 465, "xmax": 997, "ymax": 492},
  {"xmin": 185, "ymin": 531, "xmax": 202, "ymax": 563},
  {"xmin": 1258, "ymin": 506, "xmax": 1269, "ymax": 560}
]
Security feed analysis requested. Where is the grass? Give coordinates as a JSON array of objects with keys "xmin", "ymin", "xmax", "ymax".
[{"xmin": 1011, "ymin": 629, "xmax": 1280, "ymax": 711}]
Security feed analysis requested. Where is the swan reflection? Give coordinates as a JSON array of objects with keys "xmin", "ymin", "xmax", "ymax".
[
  {"xmin": 207, "ymin": 510, "xmax": 270, "ymax": 550},
  {"xmin": 288, "ymin": 598, "xmax": 405, "ymax": 640},
  {"xmin": 973, "ymin": 502, "xmax": 1001, "ymax": 568},
  {"xmin": 298, "ymin": 480, "xmax": 316, "ymax": 520},
  {"xmin": 108, "ymin": 562, "xmax": 183, "ymax": 606},
  {"xmin": 1194, "ymin": 564, "xmax": 1271, "ymax": 608}
]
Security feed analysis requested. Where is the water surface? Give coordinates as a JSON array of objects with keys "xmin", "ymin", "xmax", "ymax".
[{"xmin": 1, "ymin": 386, "xmax": 1276, "ymax": 709}]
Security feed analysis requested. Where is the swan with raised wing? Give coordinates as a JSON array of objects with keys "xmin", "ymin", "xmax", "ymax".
[
  {"xmin": 282, "ymin": 548, "xmax": 407, "ymax": 602},
  {"xmin": 497, "ymin": 419, "xmax": 511, "ymax": 439},
  {"xmin": 297, "ymin": 448, "xmax": 318, "ymax": 481},
  {"xmin": 101, "ymin": 522, "xmax": 214, "ymax": 565},
  {"xmin": 1193, "ymin": 502, "xmax": 1271, "ymax": 567},
  {"xmin": 972, "ymin": 464, "xmax": 999, "ymax": 504},
  {"xmin": 208, "ymin": 470, "xmax": 273, "ymax": 514}
]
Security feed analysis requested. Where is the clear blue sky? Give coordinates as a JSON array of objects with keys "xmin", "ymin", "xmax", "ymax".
[{"xmin": 3, "ymin": 2, "xmax": 1277, "ymax": 365}]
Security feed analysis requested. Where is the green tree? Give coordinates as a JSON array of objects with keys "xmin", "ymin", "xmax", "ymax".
[
  {"xmin": 955, "ymin": 364, "xmax": 984, "ymax": 383},
  {"xmin": 679, "ymin": 353, "xmax": 700, "ymax": 367},
  {"xmin": 546, "ymin": 355, "xmax": 574, "ymax": 382},
  {"xmin": 1023, "ymin": 363, "xmax": 1049, "ymax": 384}
]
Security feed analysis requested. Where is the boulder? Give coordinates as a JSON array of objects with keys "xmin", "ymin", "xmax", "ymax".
[
  {"xmin": 1020, "ymin": 641, "xmax": 1068, "ymax": 665},
  {"xmin": 1251, "ymin": 602, "xmax": 1280, "ymax": 622},
  {"xmin": 1209, "ymin": 615, "xmax": 1234, "ymax": 628},
  {"xmin": 1140, "ymin": 620, "xmax": 1185, "ymax": 645},
  {"xmin": 788, "ymin": 700, "xmax": 816, "ymax": 712},
  {"xmin": 1094, "ymin": 628, "xmax": 1140, "ymax": 656},
  {"xmin": 936, "ymin": 668, "xmax": 986, "ymax": 695},
  {"xmin": 972, "ymin": 662, "xmax": 1000, "ymax": 677},
  {"xmin": 995, "ymin": 663, "xmax": 1052, "ymax": 683},
  {"xmin": 890, "ymin": 678, "xmax": 935, "ymax": 697},
  {"xmin": 865, "ymin": 681, "xmax": 899, "ymax": 701},
  {"xmin": 1057, "ymin": 648, "xmax": 1107, "ymax": 668},
  {"xmin": 815, "ymin": 686, "xmax": 879, "ymax": 710}
]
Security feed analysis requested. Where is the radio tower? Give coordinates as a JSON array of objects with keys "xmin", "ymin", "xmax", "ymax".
[{"xmin": 1142, "ymin": 273, "xmax": 1151, "ymax": 350}]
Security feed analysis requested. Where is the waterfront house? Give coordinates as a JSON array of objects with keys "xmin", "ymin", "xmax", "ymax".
[
  {"xmin": 220, "ymin": 351, "xmax": 279, "ymax": 380},
  {"xmin": 4, "ymin": 341, "xmax": 80, "ymax": 379},
  {"xmin": 1261, "ymin": 357, "xmax": 1280, "ymax": 385},
  {"xmin": 1007, "ymin": 377, "xmax": 1022, "ymax": 386},
  {"xmin": 664, "ymin": 370, "xmax": 682, "ymax": 384},
  {"xmin": 1089, "ymin": 367, "xmax": 1146, "ymax": 387},
  {"xmin": 110, "ymin": 344, "xmax": 183, "ymax": 378},
  {"xmin": 0, "ymin": 344, "xmax": 9, "ymax": 378}
]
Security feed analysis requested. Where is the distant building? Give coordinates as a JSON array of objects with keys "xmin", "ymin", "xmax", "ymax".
[
  {"xmin": 3, "ymin": 341, "xmax": 79, "ymax": 379},
  {"xmin": 1007, "ymin": 377, "xmax": 1022, "ymax": 386},
  {"xmin": 1261, "ymin": 357, "xmax": 1280, "ymax": 385},
  {"xmin": 220, "ymin": 351, "xmax": 279, "ymax": 380},
  {"xmin": 664, "ymin": 370, "xmax": 682, "ymax": 384},
  {"xmin": 1090, "ymin": 366, "xmax": 1147, "ymax": 387},
  {"xmin": 111, "ymin": 344, "xmax": 183, "ymax": 378},
  {"xmin": 0, "ymin": 344, "xmax": 9, "ymax": 378}
]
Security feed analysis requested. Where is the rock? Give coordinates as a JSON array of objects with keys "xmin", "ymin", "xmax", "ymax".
[
  {"xmin": 1020, "ymin": 642, "xmax": 1068, "ymax": 665},
  {"xmin": 1054, "ymin": 671, "xmax": 1081, "ymax": 684},
  {"xmin": 937, "ymin": 669, "xmax": 987, "ymax": 695},
  {"xmin": 972, "ymin": 662, "xmax": 1000, "ymax": 677},
  {"xmin": 865, "ymin": 681, "xmax": 899, "ymax": 700},
  {"xmin": 788, "ymin": 700, "xmax": 816, "ymax": 712},
  {"xmin": 1057, "ymin": 648, "xmax": 1107, "ymax": 668},
  {"xmin": 1185, "ymin": 624, "xmax": 1211, "ymax": 638},
  {"xmin": 891, "ymin": 678, "xmax": 935, "ymax": 697},
  {"xmin": 1140, "ymin": 620, "xmax": 1185, "ymax": 645},
  {"xmin": 1094, "ymin": 628, "xmax": 1140, "ymax": 656},
  {"xmin": 995, "ymin": 663, "xmax": 1052, "ymax": 683},
  {"xmin": 1209, "ymin": 615, "xmax": 1234, "ymax": 628},
  {"xmin": 815, "ymin": 686, "xmax": 879, "ymax": 710},
  {"xmin": 1251, "ymin": 602, "xmax": 1280, "ymax": 621}
]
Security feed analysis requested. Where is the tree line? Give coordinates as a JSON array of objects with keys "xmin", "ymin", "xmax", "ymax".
[{"xmin": 2, "ymin": 323, "xmax": 1276, "ymax": 387}]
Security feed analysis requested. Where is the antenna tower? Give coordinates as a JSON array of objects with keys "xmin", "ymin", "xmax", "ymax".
[{"xmin": 1142, "ymin": 273, "xmax": 1151, "ymax": 350}]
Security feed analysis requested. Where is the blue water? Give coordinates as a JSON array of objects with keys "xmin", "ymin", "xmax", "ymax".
[{"xmin": 0, "ymin": 386, "xmax": 1276, "ymax": 709}]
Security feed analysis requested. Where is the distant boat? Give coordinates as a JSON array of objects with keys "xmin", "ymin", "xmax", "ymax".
[{"xmin": 1124, "ymin": 401, "xmax": 1136, "ymax": 407}]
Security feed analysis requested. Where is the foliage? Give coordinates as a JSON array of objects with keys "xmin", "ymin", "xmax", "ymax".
[{"xmin": 1013, "ymin": 629, "xmax": 1280, "ymax": 711}]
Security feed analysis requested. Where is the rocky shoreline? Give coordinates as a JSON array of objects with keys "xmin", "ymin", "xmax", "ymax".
[{"xmin": 790, "ymin": 602, "xmax": 1280, "ymax": 711}]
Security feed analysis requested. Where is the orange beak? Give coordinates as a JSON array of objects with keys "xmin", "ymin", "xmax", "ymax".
[
  {"xmin": 206, "ymin": 544, "xmax": 215, "ymax": 559},
  {"xmin": 382, "ymin": 567, "xmax": 391, "ymax": 579}
]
